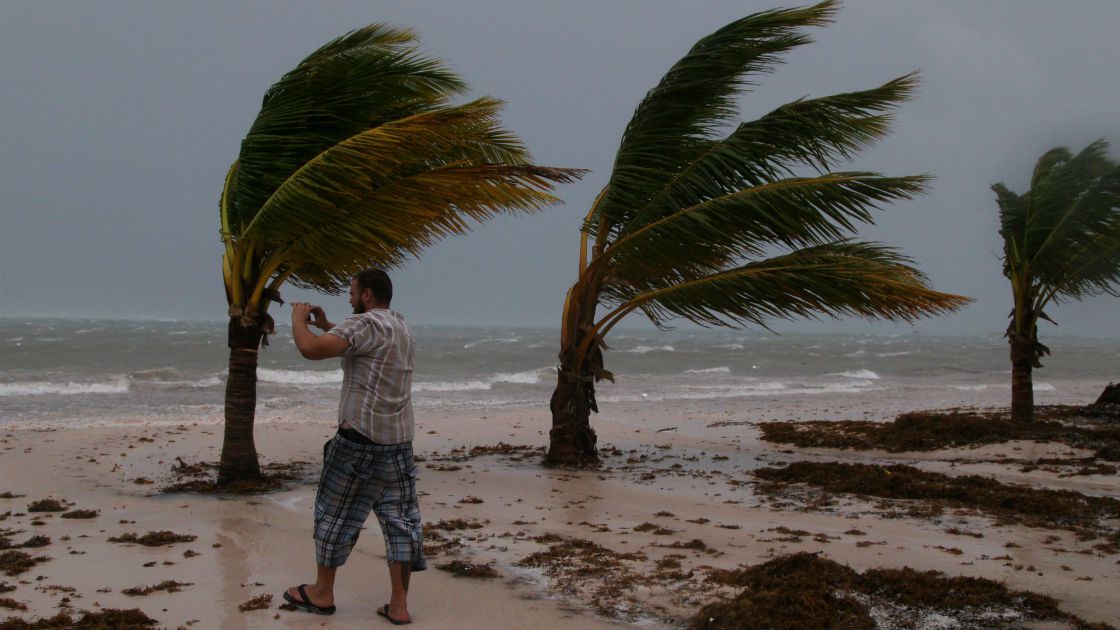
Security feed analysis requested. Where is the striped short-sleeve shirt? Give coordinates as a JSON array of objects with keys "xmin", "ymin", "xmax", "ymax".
[{"xmin": 326, "ymin": 309, "xmax": 415, "ymax": 444}]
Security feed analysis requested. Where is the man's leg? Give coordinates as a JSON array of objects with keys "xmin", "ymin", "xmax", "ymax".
[
  {"xmin": 386, "ymin": 562, "xmax": 411, "ymax": 622},
  {"xmin": 288, "ymin": 434, "xmax": 373, "ymax": 611},
  {"xmin": 287, "ymin": 564, "xmax": 336, "ymax": 607},
  {"xmin": 376, "ymin": 445, "xmax": 425, "ymax": 624}
]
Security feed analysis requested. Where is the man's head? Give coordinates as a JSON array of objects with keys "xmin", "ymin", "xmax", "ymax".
[{"xmin": 350, "ymin": 268, "xmax": 393, "ymax": 314}]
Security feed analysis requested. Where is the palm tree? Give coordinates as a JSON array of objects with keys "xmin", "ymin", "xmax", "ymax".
[
  {"xmin": 993, "ymin": 140, "xmax": 1120, "ymax": 423},
  {"xmin": 546, "ymin": 1, "xmax": 970, "ymax": 466},
  {"xmin": 217, "ymin": 24, "xmax": 582, "ymax": 484}
]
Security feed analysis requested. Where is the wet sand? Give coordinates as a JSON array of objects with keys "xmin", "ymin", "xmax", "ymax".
[{"xmin": 1, "ymin": 398, "xmax": 1117, "ymax": 628}]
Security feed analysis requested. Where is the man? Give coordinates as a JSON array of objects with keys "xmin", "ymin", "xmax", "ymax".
[{"xmin": 283, "ymin": 268, "xmax": 424, "ymax": 626}]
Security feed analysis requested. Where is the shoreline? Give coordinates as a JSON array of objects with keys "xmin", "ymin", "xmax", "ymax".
[{"xmin": 2, "ymin": 400, "xmax": 1117, "ymax": 628}]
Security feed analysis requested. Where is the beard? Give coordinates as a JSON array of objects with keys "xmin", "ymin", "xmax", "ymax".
[{"xmin": 352, "ymin": 302, "xmax": 366, "ymax": 315}]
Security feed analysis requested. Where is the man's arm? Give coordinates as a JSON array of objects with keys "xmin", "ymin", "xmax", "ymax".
[{"xmin": 291, "ymin": 302, "xmax": 349, "ymax": 360}]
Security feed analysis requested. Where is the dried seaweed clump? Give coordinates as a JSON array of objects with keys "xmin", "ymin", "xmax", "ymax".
[
  {"xmin": 0, "ymin": 551, "xmax": 49, "ymax": 577},
  {"xmin": 436, "ymin": 560, "xmax": 499, "ymax": 578},
  {"xmin": 692, "ymin": 552, "xmax": 1113, "ymax": 630},
  {"xmin": 0, "ymin": 608, "xmax": 160, "ymax": 629},
  {"xmin": 121, "ymin": 580, "xmax": 192, "ymax": 596},
  {"xmin": 238, "ymin": 593, "xmax": 273, "ymax": 612},
  {"xmin": 108, "ymin": 531, "xmax": 197, "ymax": 547},
  {"xmin": 25, "ymin": 500, "xmax": 65, "ymax": 513},
  {"xmin": 758, "ymin": 407, "xmax": 1120, "ymax": 457},
  {"xmin": 0, "ymin": 597, "xmax": 28, "ymax": 611},
  {"xmin": 754, "ymin": 461, "xmax": 1120, "ymax": 535},
  {"xmin": 517, "ymin": 535, "xmax": 650, "ymax": 619},
  {"xmin": 60, "ymin": 510, "xmax": 98, "ymax": 520}
]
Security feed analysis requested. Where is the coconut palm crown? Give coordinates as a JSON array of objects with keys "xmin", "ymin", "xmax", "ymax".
[
  {"xmin": 546, "ymin": 0, "xmax": 970, "ymax": 466},
  {"xmin": 218, "ymin": 24, "xmax": 583, "ymax": 484},
  {"xmin": 994, "ymin": 140, "xmax": 1120, "ymax": 423}
]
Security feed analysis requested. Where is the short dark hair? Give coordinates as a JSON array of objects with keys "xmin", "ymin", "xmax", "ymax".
[{"xmin": 354, "ymin": 268, "xmax": 392, "ymax": 305}]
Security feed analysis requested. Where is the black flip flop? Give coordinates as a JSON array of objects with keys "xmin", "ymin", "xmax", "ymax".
[
  {"xmin": 377, "ymin": 604, "xmax": 411, "ymax": 625},
  {"xmin": 282, "ymin": 584, "xmax": 336, "ymax": 615}
]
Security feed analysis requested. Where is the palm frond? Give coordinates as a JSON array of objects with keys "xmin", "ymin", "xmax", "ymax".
[
  {"xmin": 593, "ymin": 1, "xmax": 838, "ymax": 237},
  {"xmin": 233, "ymin": 99, "xmax": 583, "ymax": 293},
  {"xmin": 993, "ymin": 182, "xmax": 1028, "ymax": 273},
  {"xmin": 598, "ymin": 241, "xmax": 970, "ymax": 331},
  {"xmin": 996, "ymin": 141, "xmax": 1120, "ymax": 301},
  {"xmin": 232, "ymin": 23, "xmax": 469, "ymax": 232},
  {"xmin": 620, "ymin": 73, "xmax": 919, "ymax": 235},
  {"xmin": 600, "ymin": 172, "xmax": 929, "ymax": 284}
]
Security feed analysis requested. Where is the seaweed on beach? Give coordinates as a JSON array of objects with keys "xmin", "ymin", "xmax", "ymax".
[
  {"xmin": 160, "ymin": 459, "xmax": 310, "ymax": 494},
  {"xmin": 692, "ymin": 552, "xmax": 1113, "ymax": 630},
  {"xmin": 0, "ymin": 598, "xmax": 26, "ymax": 612},
  {"xmin": 0, "ymin": 608, "xmax": 160, "ymax": 630},
  {"xmin": 436, "ymin": 560, "xmax": 499, "ymax": 578},
  {"xmin": 759, "ymin": 407, "xmax": 1120, "ymax": 458},
  {"xmin": 59, "ymin": 510, "xmax": 97, "ymax": 520},
  {"xmin": 121, "ymin": 580, "xmax": 192, "ymax": 596},
  {"xmin": 428, "ymin": 518, "xmax": 485, "ymax": 531},
  {"xmin": 25, "ymin": 500, "xmax": 65, "ymax": 513},
  {"xmin": 107, "ymin": 531, "xmax": 196, "ymax": 547},
  {"xmin": 0, "ymin": 551, "xmax": 49, "ymax": 577},
  {"xmin": 237, "ymin": 593, "xmax": 272, "ymax": 611},
  {"xmin": 753, "ymin": 462, "xmax": 1120, "ymax": 537},
  {"xmin": 517, "ymin": 535, "xmax": 649, "ymax": 619}
]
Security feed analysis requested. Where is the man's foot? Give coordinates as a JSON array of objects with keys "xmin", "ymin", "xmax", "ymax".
[
  {"xmin": 282, "ymin": 584, "xmax": 336, "ymax": 615},
  {"xmin": 377, "ymin": 603, "xmax": 411, "ymax": 625}
]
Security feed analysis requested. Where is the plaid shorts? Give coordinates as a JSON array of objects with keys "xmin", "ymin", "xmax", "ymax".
[{"xmin": 313, "ymin": 431, "xmax": 427, "ymax": 571}]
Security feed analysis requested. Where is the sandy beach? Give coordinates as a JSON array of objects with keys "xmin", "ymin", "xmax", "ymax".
[{"xmin": 1, "ymin": 393, "xmax": 1117, "ymax": 630}]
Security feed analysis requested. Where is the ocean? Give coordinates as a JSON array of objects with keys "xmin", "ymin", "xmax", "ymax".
[{"xmin": 1, "ymin": 318, "xmax": 1117, "ymax": 428}]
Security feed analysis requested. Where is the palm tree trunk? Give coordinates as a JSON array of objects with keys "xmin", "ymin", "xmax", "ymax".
[
  {"xmin": 1009, "ymin": 333, "xmax": 1035, "ymax": 423},
  {"xmin": 218, "ymin": 317, "xmax": 264, "ymax": 484},
  {"xmin": 545, "ymin": 356, "xmax": 599, "ymax": 467}
]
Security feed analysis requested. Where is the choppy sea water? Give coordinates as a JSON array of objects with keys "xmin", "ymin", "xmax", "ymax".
[{"xmin": 1, "ymin": 318, "xmax": 1117, "ymax": 428}]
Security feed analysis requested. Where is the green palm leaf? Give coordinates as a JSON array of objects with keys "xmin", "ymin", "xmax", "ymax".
[
  {"xmin": 619, "ymin": 73, "xmax": 919, "ymax": 236},
  {"xmin": 232, "ymin": 24, "xmax": 468, "ymax": 233},
  {"xmin": 600, "ymin": 172, "xmax": 930, "ymax": 287},
  {"xmin": 594, "ymin": 1, "xmax": 839, "ymax": 237},
  {"xmin": 597, "ymin": 241, "xmax": 967, "ymax": 332}
]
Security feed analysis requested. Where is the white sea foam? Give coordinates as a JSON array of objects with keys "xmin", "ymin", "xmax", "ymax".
[
  {"xmin": 0, "ymin": 378, "xmax": 130, "ymax": 396},
  {"xmin": 685, "ymin": 367, "xmax": 732, "ymax": 374},
  {"xmin": 414, "ymin": 367, "xmax": 551, "ymax": 392},
  {"xmin": 831, "ymin": 369, "xmax": 881, "ymax": 380},
  {"xmin": 600, "ymin": 380, "xmax": 879, "ymax": 403},
  {"xmin": 490, "ymin": 368, "xmax": 549, "ymax": 385},
  {"xmin": 953, "ymin": 384, "xmax": 989, "ymax": 391},
  {"xmin": 257, "ymin": 368, "xmax": 343, "ymax": 385},
  {"xmin": 717, "ymin": 343, "xmax": 744, "ymax": 350},
  {"xmin": 876, "ymin": 351, "xmax": 912, "ymax": 357},
  {"xmin": 845, "ymin": 350, "xmax": 866, "ymax": 357},
  {"xmin": 413, "ymin": 380, "xmax": 492, "ymax": 392},
  {"xmin": 621, "ymin": 345, "xmax": 675, "ymax": 354},
  {"xmin": 463, "ymin": 337, "xmax": 521, "ymax": 349},
  {"xmin": 1034, "ymin": 383, "xmax": 1056, "ymax": 392}
]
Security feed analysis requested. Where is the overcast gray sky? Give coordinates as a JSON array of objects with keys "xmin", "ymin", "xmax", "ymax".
[{"xmin": 1, "ymin": 1, "xmax": 1117, "ymax": 337}]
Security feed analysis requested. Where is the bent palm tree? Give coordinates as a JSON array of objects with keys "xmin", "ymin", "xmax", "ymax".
[
  {"xmin": 993, "ymin": 140, "xmax": 1120, "ymax": 423},
  {"xmin": 547, "ymin": 1, "xmax": 969, "ymax": 466},
  {"xmin": 218, "ymin": 24, "xmax": 582, "ymax": 484}
]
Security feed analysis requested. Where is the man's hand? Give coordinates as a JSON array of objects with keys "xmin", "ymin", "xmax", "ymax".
[
  {"xmin": 308, "ymin": 305, "xmax": 333, "ymax": 331},
  {"xmin": 291, "ymin": 303, "xmax": 333, "ymax": 331},
  {"xmin": 291, "ymin": 302, "xmax": 313, "ymax": 327},
  {"xmin": 290, "ymin": 302, "xmax": 348, "ymax": 360}
]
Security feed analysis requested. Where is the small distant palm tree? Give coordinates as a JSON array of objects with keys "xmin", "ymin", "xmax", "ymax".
[
  {"xmin": 217, "ymin": 24, "xmax": 582, "ymax": 484},
  {"xmin": 993, "ymin": 140, "xmax": 1120, "ymax": 423},
  {"xmin": 546, "ymin": 1, "xmax": 970, "ymax": 466}
]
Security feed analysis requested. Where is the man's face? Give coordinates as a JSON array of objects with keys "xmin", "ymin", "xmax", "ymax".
[{"xmin": 349, "ymin": 279, "xmax": 366, "ymax": 315}]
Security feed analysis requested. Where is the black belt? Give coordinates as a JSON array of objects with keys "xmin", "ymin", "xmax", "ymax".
[{"xmin": 338, "ymin": 425, "xmax": 377, "ymax": 446}]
